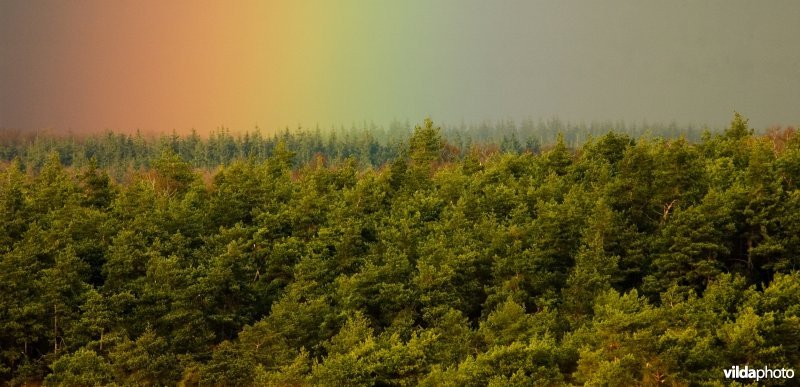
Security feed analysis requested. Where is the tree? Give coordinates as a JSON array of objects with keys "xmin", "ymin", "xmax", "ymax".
[
  {"xmin": 479, "ymin": 297, "xmax": 540, "ymax": 347},
  {"xmin": 0, "ymin": 159, "xmax": 28, "ymax": 250},
  {"xmin": 45, "ymin": 348, "xmax": 114, "ymax": 386},
  {"xmin": 409, "ymin": 118, "xmax": 444, "ymax": 171},
  {"xmin": 149, "ymin": 149, "xmax": 197, "ymax": 197},
  {"xmin": 643, "ymin": 205, "xmax": 728, "ymax": 297},
  {"xmin": 79, "ymin": 157, "xmax": 114, "ymax": 208},
  {"xmin": 572, "ymin": 290, "xmax": 667, "ymax": 386},
  {"xmin": 29, "ymin": 152, "xmax": 78, "ymax": 215},
  {"xmin": 108, "ymin": 329, "xmax": 181, "ymax": 385},
  {"xmin": 724, "ymin": 111, "xmax": 754, "ymax": 139},
  {"xmin": 562, "ymin": 236, "xmax": 619, "ymax": 325},
  {"xmin": 540, "ymin": 133, "xmax": 572, "ymax": 176}
]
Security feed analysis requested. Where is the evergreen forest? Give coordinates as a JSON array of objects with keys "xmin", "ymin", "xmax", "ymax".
[{"xmin": 1, "ymin": 114, "xmax": 800, "ymax": 385}]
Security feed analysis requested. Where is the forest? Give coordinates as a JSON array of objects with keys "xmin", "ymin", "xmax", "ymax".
[{"xmin": 1, "ymin": 113, "xmax": 799, "ymax": 385}]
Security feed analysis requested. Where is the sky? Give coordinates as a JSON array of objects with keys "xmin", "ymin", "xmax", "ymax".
[{"xmin": 1, "ymin": 0, "xmax": 799, "ymax": 134}]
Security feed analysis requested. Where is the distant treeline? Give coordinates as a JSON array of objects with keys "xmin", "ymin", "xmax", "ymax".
[{"xmin": 0, "ymin": 118, "xmax": 709, "ymax": 177}]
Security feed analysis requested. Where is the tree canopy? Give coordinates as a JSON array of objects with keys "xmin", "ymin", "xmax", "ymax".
[{"xmin": 0, "ymin": 114, "xmax": 798, "ymax": 385}]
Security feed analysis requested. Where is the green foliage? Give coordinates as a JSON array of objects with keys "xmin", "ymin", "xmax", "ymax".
[
  {"xmin": 409, "ymin": 117, "xmax": 444, "ymax": 168},
  {"xmin": 199, "ymin": 340, "xmax": 257, "ymax": 386},
  {"xmin": 479, "ymin": 297, "xmax": 541, "ymax": 346},
  {"xmin": 0, "ymin": 160, "xmax": 30, "ymax": 249},
  {"xmin": 725, "ymin": 111, "xmax": 754, "ymax": 139},
  {"xmin": 108, "ymin": 329, "xmax": 181, "ymax": 385},
  {"xmin": 0, "ymin": 114, "xmax": 797, "ymax": 385},
  {"xmin": 644, "ymin": 204, "xmax": 728, "ymax": 296},
  {"xmin": 79, "ymin": 158, "xmax": 115, "ymax": 208},
  {"xmin": 45, "ymin": 347, "xmax": 113, "ymax": 386}
]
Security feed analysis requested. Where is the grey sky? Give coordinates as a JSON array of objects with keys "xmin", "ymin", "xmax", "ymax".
[{"xmin": 430, "ymin": 0, "xmax": 800, "ymax": 129}]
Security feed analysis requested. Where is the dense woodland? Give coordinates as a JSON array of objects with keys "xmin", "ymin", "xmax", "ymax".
[{"xmin": 1, "ymin": 114, "xmax": 799, "ymax": 385}]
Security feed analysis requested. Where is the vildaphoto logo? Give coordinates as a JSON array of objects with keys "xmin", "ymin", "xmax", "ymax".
[{"xmin": 724, "ymin": 365, "xmax": 795, "ymax": 381}]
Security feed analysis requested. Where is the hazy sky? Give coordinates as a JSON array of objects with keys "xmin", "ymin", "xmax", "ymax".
[{"xmin": 1, "ymin": 0, "xmax": 799, "ymax": 133}]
